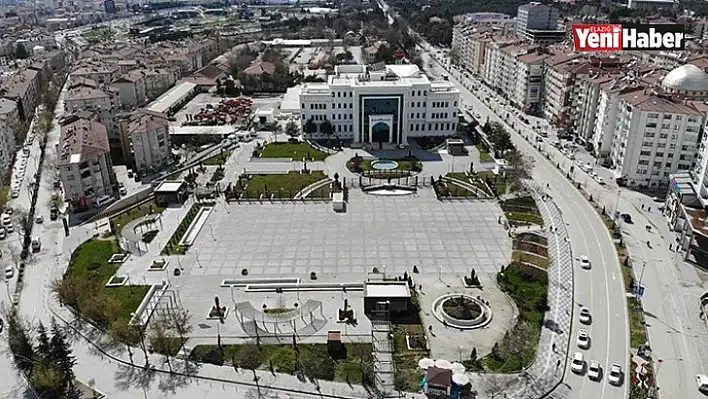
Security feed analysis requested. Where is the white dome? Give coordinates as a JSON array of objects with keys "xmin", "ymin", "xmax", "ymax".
[{"xmin": 662, "ymin": 64, "xmax": 708, "ymax": 92}]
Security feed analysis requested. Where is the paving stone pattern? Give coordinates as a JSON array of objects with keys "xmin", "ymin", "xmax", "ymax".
[
  {"xmin": 480, "ymin": 184, "xmax": 573, "ymax": 399},
  {"xmin": 189, "ymin": 191, "xmax": 511, "ymax": 279}
]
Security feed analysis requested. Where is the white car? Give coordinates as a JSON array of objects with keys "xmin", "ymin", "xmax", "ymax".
[
  {"xmin": 1, "ymin": 214, "xmax": 10, "ymax": 225},
  {"xmin": 5, "ymin": 265, "xmax": 14, "ymax": 279},
  {"xmin": 608, "ymin": 363, "xmax": 623, "ymax": 386},
  {"xmin": 588, "ymin": 360, "xmax": 601, "ymax": 381},
  {"xmin": 36, "ymin": 215, "xmax": 43, "ymax": 224},
  {"xmin": 6, "ymin": 224, "xmax": 13, "ymax": 233},
  {"xmin": 596, "ymin": 176, "xmax": 606, "ymax": 185},
  {"xmin": 579, "ymin": 307, "xmax": 592, "ymax": 324},
  {"xmin": 11, "ymin": 191, "xmax": 19, "ymax": 198},
  {"xmin": 579, "ymin": 256, "xmax": 591, "ymax": 269},
  {"xmin": 577, "ymin": 329, "xmax": 590, "ymax": 349},
  {"xmin": 0, "ymin": 227, "xmax": 5, "ymax": 239},
  {"xmin": 571, "ymin": 352, "xmax": 585, "ymax": 374}
]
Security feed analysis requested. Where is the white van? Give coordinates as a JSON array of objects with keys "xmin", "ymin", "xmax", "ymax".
[{"xmin": 92, "ymin": 195, "xmax": 114, "ymax": 208}]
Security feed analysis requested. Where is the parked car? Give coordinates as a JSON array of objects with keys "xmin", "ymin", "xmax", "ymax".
[
  {"xmin": 6, "ymin": 223, "xmax": 13, "ymax": 233},
  {"xmin": 5, "ymin": 265, "xmax": 14, "ymax": 279},
  {"xmin": 119, "ymin": 186, "xmax": 127, "ymax": 195},
  {"xmin": 1, "ymin": 214, "xmax": 10, "ymax": 225},
  {"xmin": 588, "ymin": 361, "xmax": 602, "ymax": 381},
  {"xmin": 0, "ymin": 227, "xmax": 5, "ymax": 240},
  {"xmin": 620, "ymin": 213, "xmax": 633, "ymax": 224},
  {"xmin": 127, "ymin": 169, "xmax": 134, "ymax": 178},
  {"xmin": 579, "ymin": 307, "xmax": 592, "ymax": 324},
  {"xmin": 696, "ymin": 374, "xmax": 708, "ymax": 393},
  {"xmin": 576, "ymin": 329, "xmax": 590, "ymax": 349},
  {"xmin": 50, "ymin": 207, "xmax": 58, "ymax": 221},
  {"xmin": 36, "ymin": 215, "xmax": 43, "ymax": 224},
  {"xmin": 608, "ymin": 364, "xmax": 623, "ymax": 386},
  {"xmin": 571, "ymin": 352, "xmax": 585, "ymax": 374}
]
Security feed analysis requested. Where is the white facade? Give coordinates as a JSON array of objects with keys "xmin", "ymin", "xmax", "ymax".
[
  {"xmin": 129, "ymin": 111, "xmax": 173, "ymax": 173},
  {"xmin": 693, "ymin": 118, "xmax": 708, "ymax": 205},
  {"xmin": 591, "ymin": 85, "xmax": 622, "ymax": 161},
  {"xmin": 0, "ymin": 98, "xmax": 19, "ymax": 175},
  {"xmin": 608, "ymin": 91, "xmax": 702, "ymax": 187},
  {"xmin": 57, "ymin": 119, "xmax": 116, "ymax": 208},
  {"xmin": 299, "ymin": 65, "xmax": 460, "ymax": 144}
]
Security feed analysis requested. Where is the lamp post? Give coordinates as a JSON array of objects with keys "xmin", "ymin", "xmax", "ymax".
[{"xmin": 458, "ymin": 345, "xmax": 464, "ymax": 362}]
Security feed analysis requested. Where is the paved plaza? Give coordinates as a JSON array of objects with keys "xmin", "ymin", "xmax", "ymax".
[{"xmin": 184, "ymin": 189, "xmax": 511, "ymax": 279}]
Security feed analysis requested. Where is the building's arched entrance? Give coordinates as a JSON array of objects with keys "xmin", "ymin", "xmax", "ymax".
[{"xmin": 371, "ymin": 122, "xmax": 390, "ymax": 147}]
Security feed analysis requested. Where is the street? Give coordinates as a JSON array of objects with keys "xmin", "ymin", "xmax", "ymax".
[{"xmin": 420, "ymin": 49, "xmax": 630, "ymax": 399}]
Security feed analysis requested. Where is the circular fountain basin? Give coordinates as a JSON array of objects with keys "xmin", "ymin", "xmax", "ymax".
[{"xmin": 371, "ymin": 160, "xmax": 399, "ymax": 170}]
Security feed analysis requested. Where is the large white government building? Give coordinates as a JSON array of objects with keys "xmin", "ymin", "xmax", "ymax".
[{"xmin": 299, "ymin": 64, "xmax": 461, "ymax": 146}]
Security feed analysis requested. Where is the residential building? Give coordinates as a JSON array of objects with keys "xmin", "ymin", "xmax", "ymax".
[
  {"xmin": 128, "ymin": 110, "xmax": 173, "ymax": 173},
  {"xmin": 0, "ymin": 98, "xmax": 19, "ymax": 175},
  {"xmin": 0, "ymin": 67, "xmax": 42, "ymax": 122},
  {"xmin": 541, "ymin": 50, "xmax": 581, "ymax": 127},
  {"xmin": 57, "ymin": 118, "xmax": 116, "ymax": 209},
  {"xmin": 481, "ymin": 37, "xmax": 523, "ymax": 88},
  {"xmin": 452, "ymin": 23, "xmax": 517, "ymax": 76},
  {"xmin": 70, "ymin": 61, "xmax": 120, "ymax": 84},
  {"xmin": 606, "ymin": 87, "xmax": 703, "ymax": 187},
  {"xmin": 113, "ymin": 71, "xmax": 147, "ymax": 107},
  {"xmin": 142, "ymin": 68, "xmax": 179, "ymax": 100},
  {"xmin": 64, "ymin": 85, "xmax": 125, "ymax": 159},
  {"xmin": 299, "ymin": 64, "xmax": 460, "ymax": 145},
  {"xmin": 515, "ymin": 3, "xmax": 565, "ymax": 45}
]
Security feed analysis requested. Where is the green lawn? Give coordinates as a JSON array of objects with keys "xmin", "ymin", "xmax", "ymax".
[
  {"xmin": 307, "ymin": 183, "xmax": 333, "ymax": 199},
  {"xmin": 392, "ymin": 324, "xmax": 429, "ymax": 391},
  {"xmin": 627, "ymin": 297, "xmax": 648, "ymax": 348},
  {"xmin": 162, "ymin": 202, "xmax": 204, "ymax": 255},
  {"xmin": 505, "ymin": 211, "xmax": 545, "ymax": 226},
  {"xmin": 0, "ymin": 186, "xmax": 9, "ymax": 211},
  {"xmin": 433, "ymin": 180, "xmax": 477, "ymax": 197},
  {"xmin": 477, "ymin": 171, "xmax": 507, "ymax": 195},
  {"xmin": 512, "ymin": 250, "xmax": 550, "ymax": 269},
  {"xmin": 257, "ymin": 143, "xmax": 328, "ymax": 161},
  {"xmin": 475, "ymin": 263, "xmax": 547, "ymax": 372},
  {"xmin": 110, "ymin": 200, "xmax": 165, "ymax": 235},
  {"xmin": 239, "ymin": 171, "xmax": 327, "ymax": 199},
  {"xmin": 65, "ymin": 239, "xmax": 149, "ymax": 326},
  {"xmin": 189, "ymin": 343, "xmax": 372, "ymax": 383},
  {"xmin": 202, "ymin": 150, "xmax": 233, "ymax": 166},
  {"xmin": 475, "ymin": 144, "xmax": 493, "ymax": 162}
]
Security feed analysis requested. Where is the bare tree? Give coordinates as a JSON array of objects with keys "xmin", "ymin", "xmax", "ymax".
[
  {"xmin": 167, "ymin": 306, "xmax": 192, "ymax": 345},
  {"xmin": 235, "ymin": 344, "xmax": 261, "ymax": 380},
  {"xmin": 149, "ymin": 310, "xmax": 179, "ymax": 371},
  {"xmin": 481, "ymin": 374, "xmax": 509, "ymax": 398},
  {"xmin": 505, "ymin": 149, "xmax": 535, "ymax": 192},
  {"xmin": 108, "ymin": 321, "xmax": 149, "ymax": 364},
  {"xmin": 15, "ymin": 209, "xmax": 33, "ymax": 237}
]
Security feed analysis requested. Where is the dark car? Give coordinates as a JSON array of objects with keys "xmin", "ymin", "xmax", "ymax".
[
  {"xmin": 50, "ymin": 207, "xmax": 58, "ymax": 221},
  {"xmin": 620, "ymin": 213, "xmax": 633, "ymax": 224}
]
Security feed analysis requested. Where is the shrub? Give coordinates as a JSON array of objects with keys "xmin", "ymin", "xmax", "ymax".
[
  {"xmin": 272, "ymin": 349, "xmax": 298, "ymax": 373},
  {"xmin": 201, "ymin": 348, "xmax": 225, "ymax": 366}
]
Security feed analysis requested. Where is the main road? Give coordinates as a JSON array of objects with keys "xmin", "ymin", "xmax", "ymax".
[{"xmin": 420, "ymin": 50, "xmax": 630, "ymax": 399}]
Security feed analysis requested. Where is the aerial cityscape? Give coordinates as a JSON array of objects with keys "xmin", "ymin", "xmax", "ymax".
[{"xmin": 0, "ymin": 0, "xmax": 707, "ymax": 398}]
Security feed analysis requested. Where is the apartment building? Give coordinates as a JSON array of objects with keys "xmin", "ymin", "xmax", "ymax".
[
  {"xmin": 541, "ymin": 50, "xmax": 581, "ymax": 128},
  {"xmin": 128, "ymin": 110, "xmax": 173, "ymax": 173},
  {"xmin": 113, "ymin": 71, "xmax": 147, "ymax": 108},
  {"xmin": 57, "ymin": 118, "xmax": 116, "ymax": 209},
  {"xmin": 70, "ymin": 61, "xmax": 120, "ymax": 84},
  {"xmin": 0, "ymin": 67, "xmax": 42, "ymax": 122},
  {"xmin": 299, "ymin": 64, "xmax": 460, "ymax": 144},
  {"xmin": 452, "ymin": 18, "xmax": 516, "ymax": 76},
  {"xmin": 481, "ymin": 37, "xmax": 523, "ymax": 87},
  {"xmin": 0, "ymin": 98, "xmax": 19, "ymax": 175},
  {"xmin": 605, "ymin": 88, "xmax": 703, "ymax": 187},
  {"xmin": 515, "ymin": 2, "xmax": 565, "ymax": 45}
]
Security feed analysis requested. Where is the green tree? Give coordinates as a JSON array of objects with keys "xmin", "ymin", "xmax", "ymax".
[
  {"xmin": 108, "ymin": 321, "xmax": 149, "ymax": 362},
  {"xmin": 35, "ymin": 323, "xmax": 52, "ymax": 361},
  {"xmin": 31, "ymin": 360, "xmax": 65, "ymax": 398},
  {"xmin": 304, "ymin": 119, "xmax": 317, "ymax": 135},
  {"xmin": 168, "ymin": 307, "xmax": 192, "ymax": 345},
  {"xmin": 15, "ymin": 43, "xmax": 29, "ymax": 59},
  {"xmin": 320, "ymin": 120, "xmax": 334, "ymax": 144},
  {"xmin": 285, "ymin": 120, "xmax": 300, "ymax": 138},
  {"xmin": 50, "ymin": 319, "xmax": 76, "ymax": 390},
  {"xmin": 3, "ymin": 306, "xmax": 35, "ymax": 372}
]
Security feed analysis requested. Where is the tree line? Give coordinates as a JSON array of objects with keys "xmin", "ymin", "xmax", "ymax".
[
  {"xmin": 4, "ymin": 307, "xmax": 76, "ymax": 398},
  {"xmin": 473, "ymin": 121, "xmax": 534, "ymax": 191}
]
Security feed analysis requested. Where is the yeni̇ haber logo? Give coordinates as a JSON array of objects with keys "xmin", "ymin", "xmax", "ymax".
[{"xmin": 572, "ymin": 24, "xmax": 686, "ymax": 52}]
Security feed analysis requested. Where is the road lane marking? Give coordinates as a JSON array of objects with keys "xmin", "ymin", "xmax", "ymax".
[{"xmin": 612, "ymin": 273, "xmax": 616, "ymax": 281}]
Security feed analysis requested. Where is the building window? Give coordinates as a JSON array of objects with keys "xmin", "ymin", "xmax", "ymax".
[
  {"xmin": 454, "ymin": 101, "xmax": 458, "ymax": 107},
  {"xmin": 424, "ymin": 91, "xmax": 427, "ymax": 96}
]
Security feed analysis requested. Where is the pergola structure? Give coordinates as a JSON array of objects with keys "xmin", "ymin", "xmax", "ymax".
[{"xmin": 234, "ymin": 299, "xmax": 324, "ymax": 338}]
